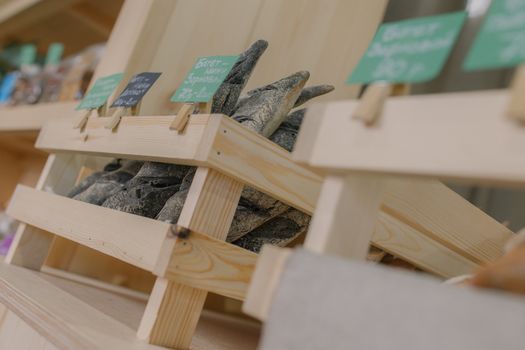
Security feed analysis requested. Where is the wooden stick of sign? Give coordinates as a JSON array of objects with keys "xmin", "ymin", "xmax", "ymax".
[
  {"xmin": 170, "ymin": 102, "xmax": 212, "ymax": 132},
  {"xmin": 507, "ymin": 64, "xmax": 525, "ymax": 122},
  {"xmin": 105, "ymin": 101, "xmax": 141, "ymax": 130}
]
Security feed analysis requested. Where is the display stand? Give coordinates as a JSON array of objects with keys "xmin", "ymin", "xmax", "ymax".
[{"xmin": 0, "ymin": 0, "xmax": 395, "ymax": 348}]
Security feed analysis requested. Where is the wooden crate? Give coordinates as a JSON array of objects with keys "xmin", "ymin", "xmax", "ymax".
[
  {"xmin": 242, "ymin": 88, "xmax": 525, "ymax": 326},
  {"xmin": 0, "ymin": 0, "xmax": 396, "ymax": 348}
]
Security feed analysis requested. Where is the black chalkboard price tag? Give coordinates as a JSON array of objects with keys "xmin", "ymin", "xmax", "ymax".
[
  {"xmin": 110, "ymin": 72, "xmax": 161, "ymax": 108},
  {"xmin": 105, "ymin": 72, "xmax": 161, "ymax": 130}
]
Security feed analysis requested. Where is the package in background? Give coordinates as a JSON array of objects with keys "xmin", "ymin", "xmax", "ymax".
[{"xmin": 58, "ymin": 44, "xmax": 105, "ymax": 101}]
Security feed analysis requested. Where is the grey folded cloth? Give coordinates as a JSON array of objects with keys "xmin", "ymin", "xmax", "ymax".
[{"xmin": 260, "ymin": 249, "xmax": 525, "ymax": 350}]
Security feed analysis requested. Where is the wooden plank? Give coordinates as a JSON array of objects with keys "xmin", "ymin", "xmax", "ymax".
[
  {"xmin": 0, "ymin": 102, "xmax": 81, "ymax": 132},
  {"xmin": 0, "ymin": 262, "xmax": 259, "ymax": 350},
  {"xmin": 305, "ymin": 175, "xmax": 384, "ymax": 260},
  {"xmin": 36, "ymin": 114, "xmax": 218, "ymax": 166},
  {"xmin": 6, "ymin": 154, "xmax": 88, "ymax": 269},
  {"xmin": 243, "ymin": 245, "xmax": 291, "ymax": 322},
  {"xmin": 140, "ymin": 0, "xmax": 263, "ymax": 115},
  {"xmin": 374, "ymin": 210, "xmax": 478, "ymax": 277},
  {"xmin": 209, "ymin": 116, "xmax": 322, "ymax": 214},
  {"xmin": 0, "ymin": 311, "xmax": 59, "ymax": 350},
  {"xmin": 7, "ymin": 185, "xmax": 169, "ymax": 272},
  {"xmin": 139, "ymin": 168, "xmax": 244, "ymax": 349},
  {"xmin": 88, "ymin": 0, "xmax": 176, "ymax": 96},
  {"xmin": 294, "ymin": 90, "xmax": 525, "ymax": 185},
  {"xmin": 0, "ymin": 262, "xmax": 163, "ymax": 350},
  {"xmin": 381, "ymin": 179, "xmax": 512, "ymax": 265},
  {"xmin": 246, "ymin": 0, "xmax": 387, "ymax": 100},
  {"xmin": 159, "ymin": 226, "xmax": 258, "ymax": 301}
]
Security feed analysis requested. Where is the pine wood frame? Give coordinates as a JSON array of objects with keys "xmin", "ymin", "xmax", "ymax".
[{"xmin": 1, "ymin": 0, "xmax": 395, "ymax": 348}]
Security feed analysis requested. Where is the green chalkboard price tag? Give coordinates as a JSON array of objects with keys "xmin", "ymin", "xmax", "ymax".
[
  {"xmin": 464, "ymin": 0, "xmax": 525, "ymax": 71},
  {"xmin": 19, "ymin": 44, "xmax": 37, "ymax": 67},
  {"xmin": 45, "ymin": 43, "xmax": 64, "ymax": 66},
  {"xmin": 76, "ymin": 73, "xmax": 124, "ymax": 110},
  {"xmin": 347, "ymin": 11, "xmax": 466, "ymax": 84},
  {"xmin": 111, "ymin": 72, "xmax": 161, "ymax": 108},
  {"xmin": 171, "ymin": 55, "xmax": 239, "ymax": 103}
]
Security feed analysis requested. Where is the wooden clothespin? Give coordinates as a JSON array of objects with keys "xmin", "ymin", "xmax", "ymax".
[
  {"xmin": 105, "ymin": 101, "xmax": 141, "ymax": 130},
  {"xmin": 74, "ymin": 108, "xmax": 93, "ymax": 130},
  {"xmin": 507, "ymin": 65, "xmax": 525, "ymax": 123},
  {"xmin": 352, "ymin": 82, "xmax": 392, "ymax": 125},
  {"xmin": 169, "ymin": 101, "xmax": 211, "ymax": 132},
  {"xmin": 74, "ymin": 103, "xmax": 106, "ymax": 130}
]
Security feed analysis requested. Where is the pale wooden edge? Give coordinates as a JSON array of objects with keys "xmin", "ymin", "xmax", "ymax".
[
  {"xmin": 209, "ymin": 116, "xmax": 322, "ymax": 214},
  {"xmin": 36, "ymin": 114, "xmax": 215, "ymax": 166},
  {"xmin": 0, "ymin": 262, "xmax": 260, "ymax": 350},
  {"xmin": 242, "ymin": 245, "xmax": 291, "ymax": 322},
  {"xmin": 40, "ymin": 266, "xmax": 150, "ymax": 302},
  {"xmin": 7, "ymin": 185, "xmax": 170, "ymax": 272},
  {"xmin": 292, "ymin": 89, "xmax": 525, "ymax": 185},
  {"xmin": 6, "ymin": 154, "xmax": 88, "ymax": 269},
  {"xmin": 159, "ymin": 226, "xmax": 258, "ymax": 301},
  {"xmin": 352, "ymin": 83, "xmax": 391, "ymax": 125},
  {"xmin": 304, "ymin": 174, "xmax": 384, "ymax": 259},
  {"xmin": 0, "ymin": 262, "xmax": 163, "ymax": 350},
  {"xmin": 0, "ymin": 102, "xmax": 82, "ymax": 132},
  {"xmin": 292, "ymin": 103, "xmax": 327, "ymax": 163}
]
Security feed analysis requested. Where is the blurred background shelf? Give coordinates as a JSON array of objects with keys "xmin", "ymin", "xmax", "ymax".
[
  {"xmin": 0, "ymin": 0, "xmax": 124, "ymax": 209},
  {"xmin": 0, "ymin": 101, "xmax": 78, "ymax": 132},
  {"xmin": 0, "ymin": 0, "xmax": 123, "ymax": 53}
]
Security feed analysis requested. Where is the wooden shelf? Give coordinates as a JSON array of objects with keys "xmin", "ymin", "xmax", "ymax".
[
  {"xmin": 0, "ymin": 261, "xmax": 260, "ymax": 350},
  {"xmin": 294, "ymin": 89, "xmax": 525, "ymax": 186},
  {"xmin": 37, "ymin": 113, "xmax": 322, "ymax": 215},
  {"xmin": 0, "ymin": 101, "xmax": 82, "ymax": 132},
  {"xmin": 8, "ymin": 185, "xmax": 258, "ymax": 301},
  {"xmin": 0, "ymin": 0, "xmax": 123, "ymax": 55}
]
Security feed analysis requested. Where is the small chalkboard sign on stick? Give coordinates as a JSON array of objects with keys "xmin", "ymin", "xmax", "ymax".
[
  {"xmin": 105, "ymin": 72, "xmax": 161, "ymax": 130},
  {"xmin": 169, "ymin": 55, "xmax": 239, "ymax": 131},
  {"xmin": 348, "ymin": 11, "xmax": 466, "ymax": 125},
  {"xmin": 463, "ymin": 0, "xmax": 525, "ymax": 122},
  {"xmin": 74, "ymin": 73, "xmax": 123, "ymax": 130}
]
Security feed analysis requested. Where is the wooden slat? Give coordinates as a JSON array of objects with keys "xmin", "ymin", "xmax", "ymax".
[
  {"xmin": 294, "ymin": 90, "xmax": 525, "ymax": 185},
  {"xmin": 36, "ymin": 114, "xmax": 217, "ymax": 165},
  {"xmin": 6, "ymin": 154, "xmax": 89, "ymax": 269},
  {"xmin": 161, "ymin": 227, "xmax": 258, "ymax": 301},
  {"xmin": 0, "ymin": 262, "xmax": 162, "ymax": 350},
  {"xmin": 304, "ymin": 175, "xmax": 384, "ymax": 260},
  {"xmin": 0, "ymin": 102, "xmax": 81, "ymax": 132},
  {"xmin": 0, "ymin": 262, "xmax": 260, "ymax": 350},
  {"xmin": 382, "ymin": 179, "xmax": 511, "ymax": 265},
  {"xmin": 243, "ymin": 245, "xmax": 291, "ymax": 322},
  {"xmin": 374, "ymin": 211, "xmax": 478, "ymax": 277},
  {"xmin": 7, "ymin": 185, "xmax": 169, "ymax": 272}
]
